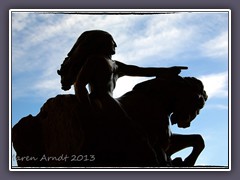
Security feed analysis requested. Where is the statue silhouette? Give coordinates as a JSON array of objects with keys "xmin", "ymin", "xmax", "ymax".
[
  {"xmin": 57, "ymin": 30, "xmax": 188, "ymax": 166},
  {"xmin": 12, "ymin": 30, "xmax": 207, "ymax": 168}
]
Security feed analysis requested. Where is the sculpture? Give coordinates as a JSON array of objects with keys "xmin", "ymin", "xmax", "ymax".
[
  {"xmin": 12, "ymin": 75, "xmax": 207, "ymax": 167},
  {"xmin": 12, "ymin": 30, "xmax": 207, "ymax": 168}
]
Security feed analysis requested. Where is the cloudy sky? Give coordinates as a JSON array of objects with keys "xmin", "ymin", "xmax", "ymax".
[{"xmin": 10, "ymin": 9, "xmax": 230, "ymax": 168}]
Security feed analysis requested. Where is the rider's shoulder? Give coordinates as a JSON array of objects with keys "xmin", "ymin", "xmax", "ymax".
[
  {"xmin": 85, "ymin": 55, "xmax": 107, "ymax": 65},
  {"xmin": 85, "ymin": 55, "xmax": 113, "ymax": 71},
  {"xmin": 87, "ymin": 55, "xmax": 109, "ymax": 63}
]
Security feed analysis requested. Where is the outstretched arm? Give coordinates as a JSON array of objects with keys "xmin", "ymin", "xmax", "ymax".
[{"xmin": 115, "ymin": 61, "xmax": 188, "ymax": 78}]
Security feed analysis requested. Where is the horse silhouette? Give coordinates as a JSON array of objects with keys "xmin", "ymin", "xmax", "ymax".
[{"xmin": 12, "ymin": 76, "xmax": 207, "ymax": 167}]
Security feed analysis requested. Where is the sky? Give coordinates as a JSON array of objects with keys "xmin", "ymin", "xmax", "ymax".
[{"xmin": 10, "ymin": 10, "xmax": 230, "ymax": 168}]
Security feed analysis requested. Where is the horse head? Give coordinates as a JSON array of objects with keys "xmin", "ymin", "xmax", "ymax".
[{"xmin": 132, "ymin": 76, "xmax": 208, "ymax": 129}]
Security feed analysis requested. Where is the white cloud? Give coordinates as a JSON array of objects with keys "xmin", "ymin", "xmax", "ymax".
[
  {"xmin": 127, "ymin": 28, "xmax": 193, "ymax": 63},
  {"xmin": 113, "ymin": 13, "xmax": 197, "ymax": 65},
  {"xmin": 201, "ymin": 31, "xmax": 228, "ymax": 59},
  {"xmin": 198, "ymin": 72, "xmax": 228, "ymax": 99},
  {"xmin": 113, "ymin": 76, "xmax": 150, "ymax": 98},
  {"xmin": 32, "ymin": 77, "xmax": 75, "ymax": 98}
]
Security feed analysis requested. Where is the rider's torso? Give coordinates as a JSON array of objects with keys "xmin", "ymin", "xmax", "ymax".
[
  {"xmin": 82, "ymin": 56, "xmax": 122, "ymax": 112},
  {"xmin": 88, "ymin": 56, "xmax": 119, "ymax": 97}
]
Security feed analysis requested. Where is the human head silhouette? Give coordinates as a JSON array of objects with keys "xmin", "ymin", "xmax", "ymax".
[{"xmin": 58, "ymin": 30, "xmax": 117, "ymax": 90}]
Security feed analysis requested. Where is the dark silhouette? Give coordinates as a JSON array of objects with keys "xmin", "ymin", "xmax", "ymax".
[
  {"xmin": 12, "ymin": 76, "xmax": 207, "ymax": 167},
  {"xmin": 12, "ymin": 30, "xmax": 207, "ymax": 168},
  {"xmin": 57, "ymin": 30, "xmax": 187, "ymax": 91},
  {"xmin": 57, "ymin": 30, "xmax": 187, "ymax": 128}
]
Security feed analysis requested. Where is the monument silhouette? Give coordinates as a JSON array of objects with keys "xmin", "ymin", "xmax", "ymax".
[{"xmin": 12, "ymin": 30, "xmax": 208, "ymax": 168}]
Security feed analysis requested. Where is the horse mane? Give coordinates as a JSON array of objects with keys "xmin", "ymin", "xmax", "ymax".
[
  {"xmin": 132, "ymin": 76, "xmax": 208, "ymax": 109},
  {"xmin": 132, "ymin": 76, "xmax": 184, "ymax": 93}
]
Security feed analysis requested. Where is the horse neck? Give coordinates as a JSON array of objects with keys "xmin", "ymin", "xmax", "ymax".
[
  {"xmin": 145, "ymin": 89, "xmax": 175, "ymax": 117},
  {"xmin": 118, "ymin": 87, "xmax": 175, "ymax": 121}
]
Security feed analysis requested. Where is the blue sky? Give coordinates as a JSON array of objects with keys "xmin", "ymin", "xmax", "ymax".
[{"xmin": 10, "ymin": 10, "xmax": 230, "ymax": 168}]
